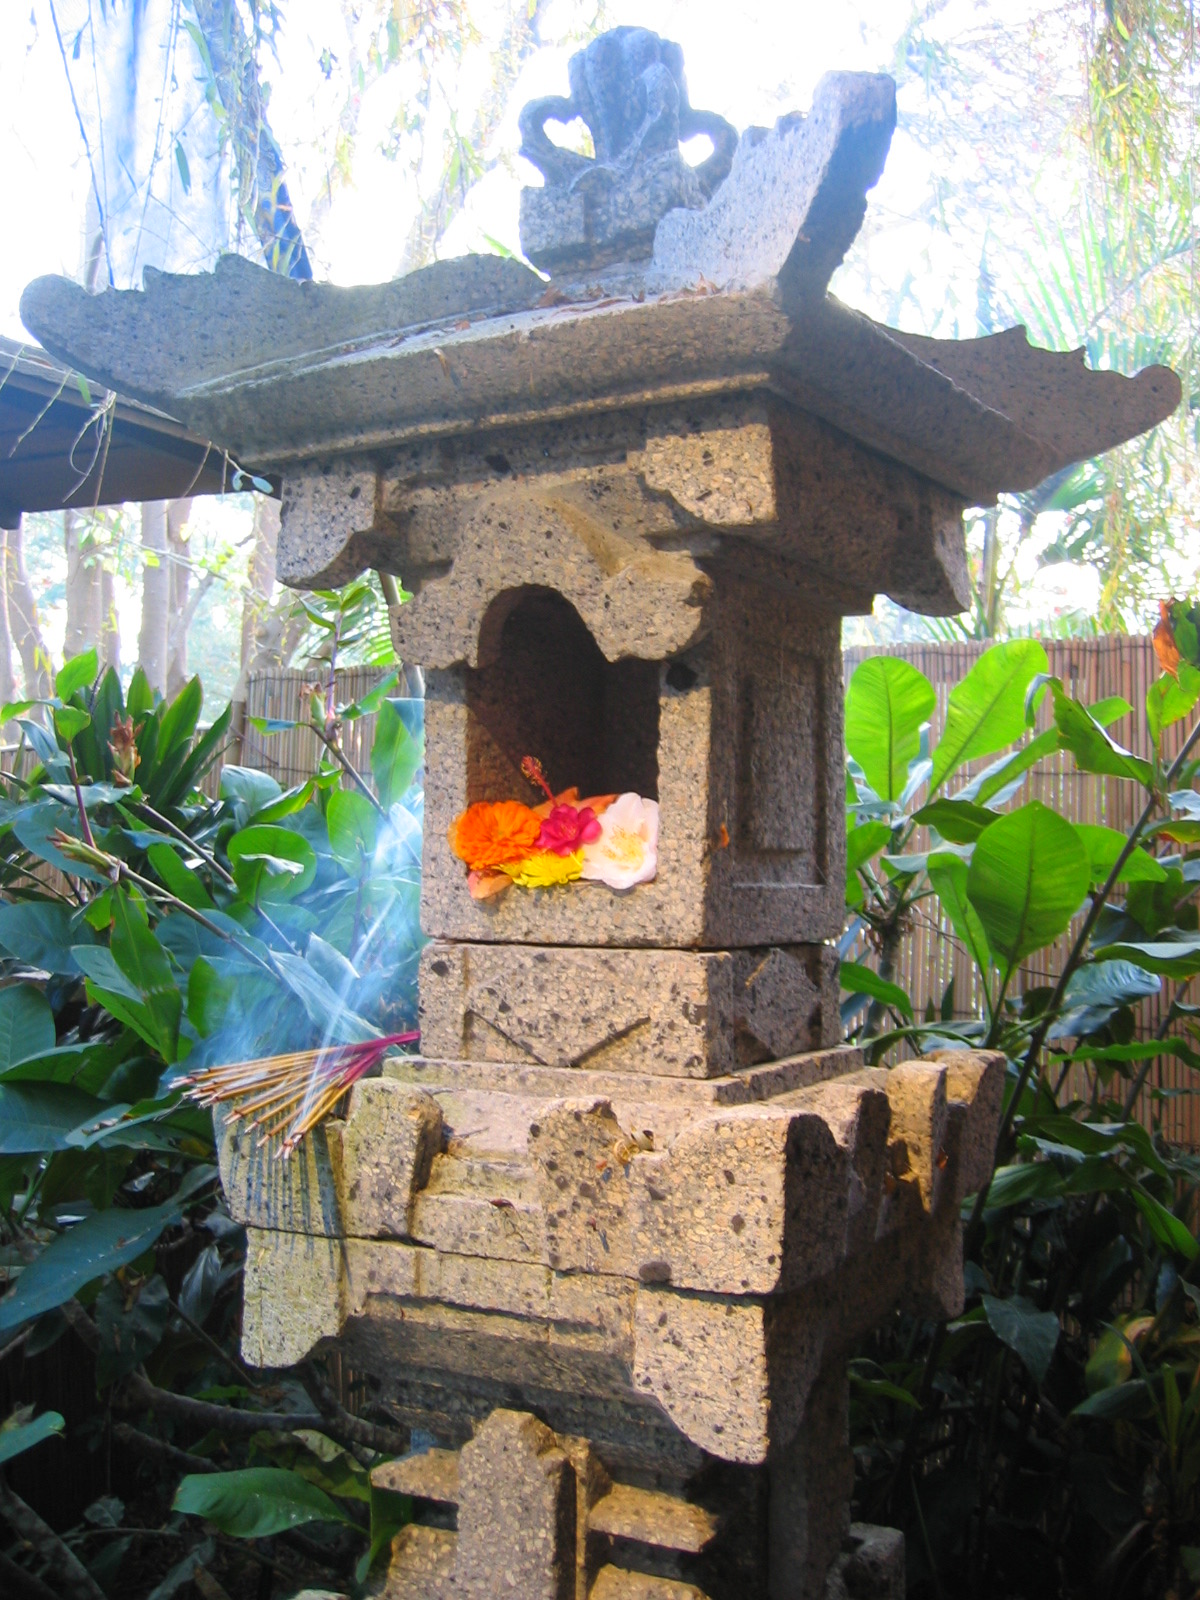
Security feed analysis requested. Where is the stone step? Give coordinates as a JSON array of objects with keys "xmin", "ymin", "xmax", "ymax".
[
  {"xmin": 371, "ymin": 1448, "xmax": 460, "ymax": 1504},
  {"xmin": 589, "ymin": 1568, "xmax": 709, "ymax": 1600},
  {"xmin": 588, "ymin": 1484, "xmax": 717, "ymax": 1553},
  {"xmin": 422, "ymin": 1150, "xmax": 534, "ymax": 1200}
]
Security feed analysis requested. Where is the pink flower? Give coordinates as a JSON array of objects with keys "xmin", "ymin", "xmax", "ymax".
[{"xmin": 536, "ymin": 802, "xmax": 602, "ymax": 857}]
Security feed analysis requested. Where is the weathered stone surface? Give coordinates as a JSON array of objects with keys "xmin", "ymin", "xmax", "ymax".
[
  {"xmin": 278, "ymin": 457, "xmax": 381, "ymax": 587},
  {"xmin": 933, "ymin": 1047, "xmax": 1006, "ymax": 1198},
  {"xmin": 588, "ymin": 1483, "xmax": 717, "ymax": 1553},
  {"xmin": 651, "ymin": 73, "xmax": 895, "ymax": 304},
  {"xmin": 217, "ymin": 1081, "xmax": 443, "ymax": 1238},
  {"xmin": 241, "ymin": 1228, "xmax": 347, "ymax": 1368},
  {"xmin": 418, "ymin": 941, "xmax": 839, "ymax": 1076},
  {"xmin": 824, "ymin": 1524, "xmax": 904, "ymax": 1600},
  {"xmin": 340, "ymin": 1080, "xmax": 443, "ymax": 1237},
  {"xmin": 590, "ymin": 1572, "xmax": 709, "ymax": 1599},
  {"xmin": 371, "ymin": 1448, "xmax": 460, "ymax": 1504},
  {"xmin": 882, "ymin": 1060, "xmax": 949, "ymax": 1212},
  {"xmin": 454, "ymin": 1409, "xmax": 576, "ymax": 1599},
  {"xmin": 633, "ymin": 1289, "xmax": 771, "ymax": 1463}
]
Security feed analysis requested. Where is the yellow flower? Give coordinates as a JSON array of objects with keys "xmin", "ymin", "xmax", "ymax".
[{"xmin": 500, "ymin": 849, "xmax": 583, "ymax": 889}]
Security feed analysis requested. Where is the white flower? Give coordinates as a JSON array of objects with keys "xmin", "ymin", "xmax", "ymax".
[{"xmin": 580, "ymin": 793, "xmax": 659, "ymax": 890}]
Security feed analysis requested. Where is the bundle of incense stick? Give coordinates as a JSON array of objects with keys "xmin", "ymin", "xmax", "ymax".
[{"xmin": 182, "ymin": 1031, "xmax": 419, "ymax": 1158}]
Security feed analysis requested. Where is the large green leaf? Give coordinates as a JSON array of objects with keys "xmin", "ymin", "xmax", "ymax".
[
  {"xmin": 0, "ymin": 1409, "xmax": 64, "ymax": 1465},
  {"xmin": 0, "ymin": 901, "xmax": 98, "ymax": 975},
  {"xmin": 0, "ymin": 986, "xmax": 56, "ymax": 1069},
  {"xmin": 227, "ymin": 824, "xmax": 317, "ymax": 900},
  {"xmin": 110, "ymin": 890, "xmax": 182, "ymax": 1062},
  {"xmin": 327, "ymin": 788, "xmax": 380, "ymax": 874},
  {"xmin": 147, "ymin": 843, "xmax": 215, "ymax": 911},
  {"xmin": 913, "ymin": 797, "xmax": 997, "ymax": 843},
  {"xmin": 928, "ymin": 851, "xmax": 991, "ymax": 975},
  {"xmin": 55, "ymin": 649, "xmax": 98, "ymax": 701},
  {"xmin": 966, "ymin": 802, "xmax": 1088, "ymax": 977},
  {"xmin": 371, "ymin": 699, "xmax": 423, "ymax": 808},
  {"xmin": 1051, "ymin": 684, "xmax": 1153, "ymax": 787},
  {"xmin": 220, "ymin": 765, "xmax": 282, "ymax": 820},
  {"xmin": 1074, "ymin": 824, "xmax": 1167, "ymax": 886},
  {"xmin": 12, "ymin": 802, "xmax": 109, "ymax": 883},
  {"xmin": 839, "ymin": 960, "xmax": 913, "ymax": 1019},
  {"xmin": 845, "ymin": 658, "xmax": 935, "ymax": 803},
  {"xmin": 94, "ymin": 1274, "xmax": 171, "ymax": 1385},
  {"xmin": 1147, "ymin": 661, "xmax": 1200, "ymax": 746},
  {"xmin": 1093, "ymin": 937, "xmax": 1200, "ymax": 979},
  {"xmin": 982, "ymin": 1293, "xmax": 1060, "ymax": 1383},
  {"xmin": 0, "ymin": 1083, "xmax": 108, "ymax": 1153},
  {"xmin": 930, "ymin": 640, "xmax": 1048, "ymax": 791},
  {"xmin": 0, "ymin": 1165, "xmax": 214, "ymax": 1332},
  {"xmin": 173, "ymin": 1468, "xmax": 357, "ymax": 1537}
]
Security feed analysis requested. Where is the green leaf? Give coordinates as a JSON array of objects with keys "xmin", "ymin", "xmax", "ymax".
[
  {"xmin": 13, "ymin": 802, "xmax": 109, "ymax": 883},
  {"xmin": 1051, "ymin": 683, "xmax": 1153, "ymax": 786},
  {"xmin": 966, "ymin": 803, "xmax": 1088, "ymax": 979},
  {"xmin": 1070, "ymin": 1379, "xmax": 1153, "ymax": 1421},
  {"xmin": 0, "ymin": 1166, "xmax": 214, "ymax": 1332},
  {"xmin": 94, "ymin": 1274, "xmax": 171, "ymax": 1385},
  {"xmin": 1074, "ymin": 824, "xmax": 1167, "ymax": 886},
  {"xmin": 371, "ymin": 699, "xmax": 423, "ymax": 808},
  {"xmin": 55, "ymin": 650, "xmax": 98, "ymax": 701},
  {"xmin": 110, "ymin": 889, "xmax": 182, "ymax": 1062},
  {"xmin": 360, "ymin": 1484, "xmax": 412, "ymax": 1582},
  {"xmin": 1093, "ymin": 938, "xmax": 1200, "ymax": 979},
  {"xmin": 147, "ymin": 843, "xmax": 215, "ymax": 910},
  {"xmin": 326, "ymin": 789, "xmax": 380, "ymax": 874},
  {"xmin": 154, "ymin": 676, "xmax": 202, "ymax": 764},
  {"xmin": 173, "ymin": 1468, "xmax": 357, "ymax": 1537},
  {"xmin": 187, "ymin": 958, "xmax": 233, "ymax": 1038},
  {"xmin": 0, "ymin": 986, "xmax": 56, "ymax": 1069},
  {"xmin": 174, "ymin": 137, "xmax": 191, "ymax": 193},
  {"xmin": 126, "ymin": 667, "xmax": 155, "ymax": 721},
  {"xmin": 928, "ymin": 851, "xmax": 991, "ymax": 974},
  {"xmin": 0, "ymin": 1409, "xmax": 64, "ymax": 1465},
  {"xmin": 981, "ymin": 1293, "xmax": 1060, "ymax": 1383},
  {"xmin": 913, "ymin": 797, "xmax": 997, "ymax": 843},
  {"xmin": 0, "ymin": 1083, "xmax": 107, "ymax": 1152},
  {"xmin": 219, "ymin": 765, "xmax": 283, "ymax": 819},
  {"xmin": 52, "ymin": 705, "xmax": 91, "ymax": 743},
  {"xmin": 227, "ymin": 825, "xmax": 318, "ymax": 901},
  {"xmin": 0, "ymin": 902, "xmax": 97, "ymax": 974},
  {"xmin": 1132, "ymin": 1189, "xmax": 1197, "ymax": 1259},
  {"xmin": 931, "ymin": 640, "xmax": 1048, "ymax": 791},
  {"xmin": 844, "ymin": 658, "xmax": 934, "ymax": 804},
  {"xmin": 840, "ymin": 961, "xmax": 913, "ymax": 1019},
  {"xmin": 1147, "ymin": 662, "xmax": 1200, "ymax": 746}
]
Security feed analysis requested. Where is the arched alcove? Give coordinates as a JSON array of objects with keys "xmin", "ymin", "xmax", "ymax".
[{"xmin": 465, "ymin": 587, "xmax": 660, "ymax": 806}]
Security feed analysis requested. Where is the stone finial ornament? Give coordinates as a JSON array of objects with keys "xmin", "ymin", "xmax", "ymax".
[{"xmin": 518, "ymin": 26, "xmax": 738, "ymax": 273}]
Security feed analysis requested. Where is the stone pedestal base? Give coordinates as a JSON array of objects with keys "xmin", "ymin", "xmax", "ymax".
[{"xmin": 367, "ymin": 1406, "xmax": 905, "ymax": 1600}]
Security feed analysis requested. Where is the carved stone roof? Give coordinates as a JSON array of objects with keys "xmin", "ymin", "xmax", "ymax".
[{"xmin": 18, "ymin": 40, "xmax": 1179, "ymax": 509}]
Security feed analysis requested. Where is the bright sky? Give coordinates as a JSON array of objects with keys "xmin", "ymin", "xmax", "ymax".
[
  {"xmin": 0, "ymin": 0, "xmax": 1118, "ymax": 634},
  {"xmin": 0, "ymin": 0, "xmax": 990, "ymax": 337}
]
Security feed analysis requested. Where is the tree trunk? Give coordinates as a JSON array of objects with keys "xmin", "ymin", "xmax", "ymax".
[
  {"xmin": 7, "ymin": 519, "xmax": 51, "ymax": 699},
  {"xmin": 236, "ymin": 495, "xmax": 280, "ymax": 693},
  {"xmin": 0, "ymin": 530, "xmax": 17, "ymax": 707},
  {"xmin": 64, "ymin": 511, "xmax": 104, "ymax": 660},
  {"xmin": 100, "ymin": 568, "xmax": 120, "ymax": 675},
  {"xmin": 138, "ymin": 501, "xmax": 170, "ymax": 695},
  {"xmin": 165, "ymin": 499, "xmax": 193, "ymax": 697}
]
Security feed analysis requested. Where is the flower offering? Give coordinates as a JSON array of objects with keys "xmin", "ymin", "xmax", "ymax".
[{"xmin": 449, "ymin": 755, "xmax": 658, "ymax": 898}]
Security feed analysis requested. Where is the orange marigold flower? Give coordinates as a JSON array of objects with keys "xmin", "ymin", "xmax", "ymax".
[{"xmin": 449, "ymin": 800, "xmax": 541, "ymax": 870}]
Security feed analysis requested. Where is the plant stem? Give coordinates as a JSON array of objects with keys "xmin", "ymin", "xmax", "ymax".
[
  {"xmin": 133, "ymin": 802, "xmax": 237, "ymax": 890},
  {"xmin": 310, "ymin": 722, "xmax": 385, "ymax": 817}
]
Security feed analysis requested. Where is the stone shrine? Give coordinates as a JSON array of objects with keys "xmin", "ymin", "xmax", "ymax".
[{"xmin": 22, "ymin": 27, "xmax": 1180, "ymax": 1599}]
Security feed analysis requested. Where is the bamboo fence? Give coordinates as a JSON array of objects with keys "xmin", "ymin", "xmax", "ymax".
[{"xmin": 843, "ymin": 635, "xmax": 1200, "ymax": 1145}]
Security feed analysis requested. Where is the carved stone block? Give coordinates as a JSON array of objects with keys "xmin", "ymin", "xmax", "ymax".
[{"xmin": 418, "ymin": 940, "xmax": 839, "ymax": 1077}]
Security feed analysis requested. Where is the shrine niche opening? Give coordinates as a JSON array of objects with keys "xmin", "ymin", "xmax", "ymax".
[{"xmin": 465, "ymin": 587, "xmax": 660, "ymax": 808}]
